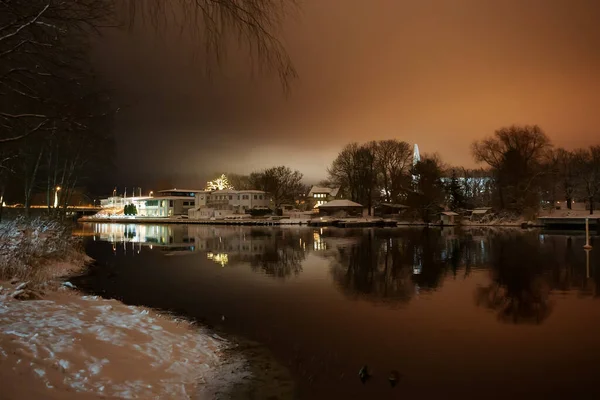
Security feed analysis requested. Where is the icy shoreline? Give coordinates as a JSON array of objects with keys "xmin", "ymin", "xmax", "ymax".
[{"xmin": 0, "ymin": 281, "xmax": 241, "ymax": 399}]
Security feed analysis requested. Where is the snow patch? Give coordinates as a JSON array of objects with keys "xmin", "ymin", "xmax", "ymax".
[{"xmin": 0, "ymin": 289, "xmax": 239, "ymax": 398}]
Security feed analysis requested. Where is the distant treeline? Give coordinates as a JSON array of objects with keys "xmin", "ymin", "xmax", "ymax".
[{"xmin": 216, "ymin": 125, "xmax": 599, "ymax": 221}]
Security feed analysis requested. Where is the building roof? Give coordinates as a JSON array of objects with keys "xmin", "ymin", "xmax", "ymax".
[
  {"xmin": 308, "ymin": 186, "xmax": 340, "ymax": 197},
  {"xmin": 318, "ymin": 199, "xmax": 363, "ymax": 208},
  {"xmin": 157, "ymin": 189, "xmax": 205, "ymax": 193},
  {"xmin": 209, "ymin": 189, "xmax": 266, "ymax": 195},
  {"xmin": 378, "ymin": 203, "xmax": 409, "ymax": 209},
  {"xmin": 142, "ymin": 196, "xmax": 195, "ymax": 201},
  {"xmin": 472, "ymin": 208, "xmax": 492, "ymax": 214},
  {"xmin": 441, "ymin": 211, "xmax": 459, "ymax": 216}
]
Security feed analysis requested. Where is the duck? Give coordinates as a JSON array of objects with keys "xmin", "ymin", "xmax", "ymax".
[
  {"xmin": 358, "ymin": 365, "xmax": 370, "ymax": 383},
  {"xmin": 388, "ymin": 370, "xmax": 401, "ymax": 387}
]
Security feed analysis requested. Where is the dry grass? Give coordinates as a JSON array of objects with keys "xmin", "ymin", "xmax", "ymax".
[{"xmin": 0, "ymin": 217, "xmax": 88, "ymax": 285}]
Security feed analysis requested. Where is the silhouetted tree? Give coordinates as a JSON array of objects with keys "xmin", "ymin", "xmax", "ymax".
[
  {"xmin": 121, "ymin": 0, "xmax": 298, "ymax": 90},
  {"xmin": 573, "ymin": 146, "xmax": 600, "ymax": 214},
  {"xmin": 446, "ymin": 170, "xmax": 466, "ymax": 210},
  {"xmin": 374, "ymin": 140, "xmax": 413, "ymax": 203},
  {"xmin": 250, "ymin": 166, "xmax": 304, "ymax": 207},
  {"xmin": 472, "ymin": 125, "xmax": 551, "ymax": 213},
  {"xmin": 555, "ymin": 148, "xmax": 577, "ymax": 209},
  {"xmin": 226, "ymin": 173, "xmax": 252, "ymax": 190},
  {"xmin": 407, "ymin": 155, "xmax": 445, "ymax": 222},
  {"xmin": 328, "ymin": 142, "xmax": 379, "ymax": 213}
]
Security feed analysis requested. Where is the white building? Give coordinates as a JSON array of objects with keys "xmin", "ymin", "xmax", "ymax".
[
  {"xmin": 188, "ymin": 189, "xmax": 270, "ymax": 219},
  {"xmin": 134, "ymin": 189, "xmax": 197, "ymax": 217}
]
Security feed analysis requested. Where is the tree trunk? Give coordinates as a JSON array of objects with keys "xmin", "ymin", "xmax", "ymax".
[
  {"xmin": 566, "ymin": 197, "xmax": 572, "ymax": 210},
  {"xmin": 0, "ymin": 185, "xmax": 4, "ymax": 223},
  {"xmin": 24, "ymin": 148, "xmax": 44, "ymax": 218},
  {"xmin": 498, "ymin": 186, "xmax": 505, "ymax": 209},
  {"xmin": 590, "ymin": 196, "xmax": 594, "ymax": 215}
]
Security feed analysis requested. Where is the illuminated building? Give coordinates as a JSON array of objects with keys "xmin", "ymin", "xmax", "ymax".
[
  {"xmin": 308, "ymin": 186, "xmax": 340, "ymax": 208},
  {"xmin": 188, "ymin": 189, "xmax": 270, "ymax": 219}
]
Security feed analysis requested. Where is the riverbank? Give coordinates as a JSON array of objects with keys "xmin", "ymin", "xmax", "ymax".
[{"xmin": 0, "ymin": 218, "xmax": 295, "ymax": 399}]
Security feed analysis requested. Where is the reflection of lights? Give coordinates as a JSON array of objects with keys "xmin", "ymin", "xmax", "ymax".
[
  {"xmin": 150, "ymin": 245, "xmax": 153, "ymax": 250},
  {"xmin": 207, "ymin": 252, "xmax": 228, "ymax": 267},
  {"xmin": 413, "ymin": 266, "xmax": 422, "ymax": 275}
]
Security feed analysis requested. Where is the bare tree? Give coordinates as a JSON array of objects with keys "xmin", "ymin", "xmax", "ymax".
[
  {"xmin": 328, "ymin": 142, "xmax": 379, "ymax": 213},
  {"xmin": 472, "ymin": 125, "xmax": 551, "ymax": 212},
  {"xmin": 407, "ymin": 154, "xmax": 445, "ymax": 222},
  {"xmin": 119, "ymin": 0, "xmax": 298, "ymax": 91},
  {"xmin": 328, "ymin": 143, "xmax": 360, "ymax": 202},
  {"xmin": 374, "ymin": 139, "xmax": 412, "ymax": 204},
  {"xmin": 555, "ymin": 148, "xmax": 577, "ymax": 209},
  {"xmin": 250, "ymin": 165, "xmax": 303, "ymax": 207},
  {"xmin": 573, "ymin": 146, "xmax": 600, "ymax": 215}
]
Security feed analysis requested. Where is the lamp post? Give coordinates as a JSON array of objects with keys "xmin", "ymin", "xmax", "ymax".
[{"xmin": 53, "ymin": 186, "xmax": 61, "ymax": 208}]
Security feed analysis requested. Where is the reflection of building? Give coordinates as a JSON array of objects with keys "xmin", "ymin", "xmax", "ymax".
[{"xmin": 88, "ymin": 223, "xmax": 195, "ymax": 248}]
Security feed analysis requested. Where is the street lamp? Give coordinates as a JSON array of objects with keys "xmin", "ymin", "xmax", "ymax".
[
  {"xmin": 54, "ymin": 186, "xmax": 61, "ymax": 208},
  {"xmin": 149, "ymin": 191, "xmax": 154, "ymax": 197}
]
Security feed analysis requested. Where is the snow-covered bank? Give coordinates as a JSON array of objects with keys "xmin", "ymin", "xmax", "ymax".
[
  {"xmin": 0, "ymin": 218, "xmax": 87, "ymax": 285},
  {"xmin": 0, "ymin": 282, "xmax": 233, "ymax": 399}
]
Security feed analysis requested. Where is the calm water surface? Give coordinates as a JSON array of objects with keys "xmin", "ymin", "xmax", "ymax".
[{"xmin": 73, "ymin": 223, "xmax": 600, "ymax": 399}]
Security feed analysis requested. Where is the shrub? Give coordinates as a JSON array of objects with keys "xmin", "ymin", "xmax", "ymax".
[{"xmin": 0, "ymin": 217, "xmax": 87, "ymax": 285}]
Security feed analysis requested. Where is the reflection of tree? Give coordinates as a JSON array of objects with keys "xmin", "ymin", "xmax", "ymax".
[
  {"xmin": 330, "ymin": 231, "xmax": 415, "ymax": 303},
  {"xmin": 328, "ymin": 229, "xmax": 488, "ymax": 304},
  {"xmin": 249, "ymin": 230, "xmax": 308, "ymax": 278},
  {"xmin": 475, "ymin": 233, "xmax": 554, "ymax": 324}
]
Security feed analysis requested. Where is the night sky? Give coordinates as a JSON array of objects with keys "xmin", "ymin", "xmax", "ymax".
[{"xmin": 92, "ymin": 0, "xmax": 600, "ymax": 190}]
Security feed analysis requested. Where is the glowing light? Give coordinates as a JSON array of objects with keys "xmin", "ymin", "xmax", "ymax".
[
  {"xmin": 205, "ymin": 174, "xmax": 233, "ymax": 191},
  {"xmin": 53, "ymin": 186, "xmax": 61, "ymax": 208},
  {"xmin": 207, "ymin": 252, "xmax": 228, "ymax": 267}
]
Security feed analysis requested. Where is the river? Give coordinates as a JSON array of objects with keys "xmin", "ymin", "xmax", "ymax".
[{"xmin": 72, "ymin": 223, "xmax": 600, "ymax": 399}]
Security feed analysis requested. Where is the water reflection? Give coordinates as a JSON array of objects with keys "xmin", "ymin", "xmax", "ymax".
[
  {"xmin": 75, "ymin": 223, "xmax": 312, "ymax": 278},
  {"xmin": 475, "ymin": 231, "xmax": 554, "ymax": 324},
  {"xmin": 76, "ymin": 223, "xmax": 600, "ymax": 319},
  {"xmin": 327, "ymin": 228, "xmax": 490, "ymax": 304}
]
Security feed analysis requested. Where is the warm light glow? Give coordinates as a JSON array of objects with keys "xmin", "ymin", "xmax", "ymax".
[
  {"xmin": 205, "ymin": 174, "xmax": 233, "ymax": 191},
  {"xmin": 207, "ymin": 252, "xmax": 228, "ymax": 267},
  {"xmin": 53, "ymin": 186, "xmax": 61, "ymax": 208}
]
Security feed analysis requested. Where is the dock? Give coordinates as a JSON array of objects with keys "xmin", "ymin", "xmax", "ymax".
[
  {"xmin": 79, "ymin": 216, "xmax": 399, "ymax": 228},
  {"xmin": 79, "ymin": 217, "xmax": 310, "ymax": 226},
  {"xmin": 536, "ymin": 217, "xmax": 600, "ymax": 231}
]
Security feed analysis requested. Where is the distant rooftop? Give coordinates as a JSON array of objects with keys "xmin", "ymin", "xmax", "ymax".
[
  {"xmin": 318, "ymin": 199, "xmax": 362, "ymax": 208},
  {"xmin": 157, "ymin": 189, "xmax": 205, "ymax": 193},
  {"xmin": 308, "ymin": 186, "xmax": 340, "ymax": 197},
  {"xmin": 209, "ymin": 189, "xmax": 267, "ymax": 194}
]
